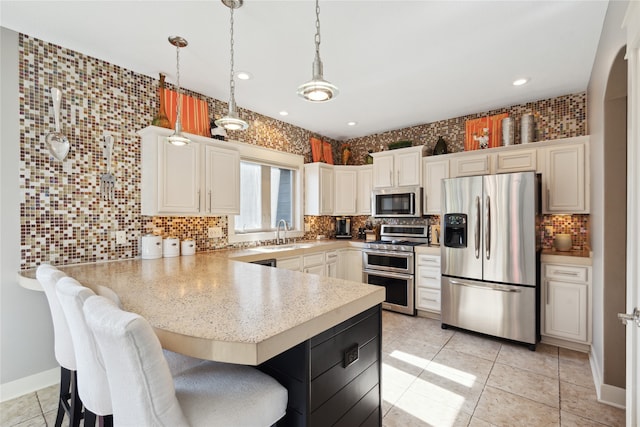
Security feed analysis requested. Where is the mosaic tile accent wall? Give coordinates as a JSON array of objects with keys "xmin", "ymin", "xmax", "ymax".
[
  {"xmin": 345, "ymin": 93, "xmax": 587, "ymax": 166},
  {"xmin": 17, "ymin": 33, "xmax": 589, "ymax": 269},
  {"xmin": 542, "ymin": 214, "xmax": 590, "ymax": 250},
  {"xmin": 18, "ymin": 34, "xmax": 336, "ymax": 269}
]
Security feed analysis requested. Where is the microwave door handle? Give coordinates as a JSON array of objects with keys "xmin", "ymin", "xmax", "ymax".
[
  {"xmin": 485, "ymin": 195, "xmax": 491, "ymax": 260},
  {"xmin": 475, "ymin": 196, "xmax": 480, "ymax": 259},
  {"xmin": 410, "ymin": 194, "xmax": 415, "ymax": 215}
]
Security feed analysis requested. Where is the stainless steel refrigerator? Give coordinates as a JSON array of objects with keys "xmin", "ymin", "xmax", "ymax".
[{"xmin": 441, "ymin": 171, "xmax": 540, "ymax": 348}]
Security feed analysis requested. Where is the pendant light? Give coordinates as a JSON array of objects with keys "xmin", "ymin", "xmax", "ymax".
[
  {"xmin": 215, "ymin": 0, "xmax": 249, "ymax": 131},
  {"xmin": 167, "ymin": 36, "xmax": 191, "ymax": 146},
  {"xmin": 297, "ymin": 0, "xmax": 338, "ymax": 102}
]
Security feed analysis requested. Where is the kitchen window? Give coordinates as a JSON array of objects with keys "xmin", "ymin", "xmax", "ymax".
[
  {"xmin": 227, "ymin": 143, "xmax": 304, "ymax": 244},
  {"xmin": 234, "ymin": 161, "xmax": 294, "ymax": 232}
]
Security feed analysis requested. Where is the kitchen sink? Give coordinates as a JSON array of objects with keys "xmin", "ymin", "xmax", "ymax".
[{"xmin": 251, "ymin": 243, "xmax": 314, "ymax": 253}]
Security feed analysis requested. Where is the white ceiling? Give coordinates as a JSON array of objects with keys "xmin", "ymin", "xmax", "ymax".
[{"xmin": 1, "ymin": 1, "xmax": 608, "ymax": 141}]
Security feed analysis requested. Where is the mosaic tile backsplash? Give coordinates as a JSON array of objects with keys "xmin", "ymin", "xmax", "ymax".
[{"xmin": 18, "ymin": 33, "xmax": 588, "ymax": 269}]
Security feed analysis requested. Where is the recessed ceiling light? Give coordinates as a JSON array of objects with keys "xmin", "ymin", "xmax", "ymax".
[
  {"xmin": 513, "ymin": 78, "xmax": 529, "ymax": 86},
  {"xmin": 347, "ymin": 121, "xmax": 357, "ymax": 126},
  {"xmin": 236, "ymin": 71, "xmax": 252, "ymax": 80},
  {"xmin": 279, "ymin": 111, "xmax": 289, "ymax": 116}
]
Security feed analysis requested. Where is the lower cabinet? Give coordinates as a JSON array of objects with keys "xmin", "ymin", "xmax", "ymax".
[
  {"xmin": 338, "ymin": 248, "xmax": 364, "ymax": 282},
  {"xmin": 259, "ymin": 305, "xmax": 381, "ymax": 427},
  {"xmin": 304, "ymin": 252, "xmax": 326, "ymax": 275},
  {"xmin": 278, "ymin": 256, "xmax": 302, "ymax": 271},
  {"xmin": 416, "ymin": 254, "xmax": 441, "ymax": 314},
  {"xmin": 541, "ymin": 262, "xmax": 591, "ymax": 346},
  {"xmin": 325, "ymin": 251, "xmax": 338, "ymax": 278}
]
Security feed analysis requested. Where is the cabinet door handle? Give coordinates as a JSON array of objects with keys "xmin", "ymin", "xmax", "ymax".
[
  {"xmin": 397, "ymin": 170, "xmax": 400, "ymax": 185},
  {"xmin": 208, "ymin": 190, "xmax": 212, "ymax": 213},
  {"xmin": 389, "ymin": 170, "xmax": 393, "ymax": 185},
  {"xmin": 546, "ymin": 281, "xmax": 549, "ymax": 305},
  {"xmin": 197, "ymin": 189, "xmax": 201, "ymax": 211},
  {"xmin": 554, "ymin": 270, "xmax": 579, "ymax": 277}
]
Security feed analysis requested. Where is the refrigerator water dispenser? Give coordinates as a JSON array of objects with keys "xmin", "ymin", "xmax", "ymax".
[{"xmin": 443, "ymin": 214, "xmax": 467, "ymax": 248}]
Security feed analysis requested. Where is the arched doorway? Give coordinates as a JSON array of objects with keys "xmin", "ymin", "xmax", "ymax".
[{"xmin": 602, "ymin": 46, "xmax": 627, "ymax": 390}]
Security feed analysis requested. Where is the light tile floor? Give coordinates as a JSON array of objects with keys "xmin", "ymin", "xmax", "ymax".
[{"xmin": 0, "ymin": 311, "xmax": 626, "ymax": 427}]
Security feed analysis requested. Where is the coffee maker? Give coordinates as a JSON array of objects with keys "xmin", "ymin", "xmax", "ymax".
[{"xmin": 335, "ymin": 217, "xmax": 352, "ymax": 239}]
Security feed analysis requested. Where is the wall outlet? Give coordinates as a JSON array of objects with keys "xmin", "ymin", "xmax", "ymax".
[
  {"xmin": 208, "ymin": 227, "xmax": 223, "ymax": 238},
  {"xmin": 115, "ymin": 230, "xmax": 127, "ymax": 245},
  {"xmin": 304, "ymin": 223, "xmax": 311, "ymax": 232},
  {"xmin": 545, "ymin": 226, "xmax": 554, "ymax": 236}
]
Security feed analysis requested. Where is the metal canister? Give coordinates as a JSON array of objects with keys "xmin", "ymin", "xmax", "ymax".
[
  {"xmin": 521, "ymin": 114, "xmax": 535, "ymax": 144},
  {"xmin": 502, "ymin": 117, "xmax": 515, "ymax": 146}
]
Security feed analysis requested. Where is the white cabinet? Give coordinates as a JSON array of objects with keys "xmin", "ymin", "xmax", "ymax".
[
  {"xmin": 303, "ymin": 252, "xmax": 325, "ymax": 276},
  {"xmin": 423, "ymin": 158, "xmax": 449, "ymax": 214},
  {"xmin": 542, "ymin": 142, "xmax": 588, "ymax": 213},
  {"xmin": 356, "ymin": 165, "xmax": 373, "ymax": 215},
  {"xmin": 337, "ymin": 248, "xmax": 363, "ymax": 282},
  {"xmin": 277, "ymin": 255, "xmax": 302, "ymax": 271},
  {"xmin": 415, "ymin": 254, "xmax": 441, "ymax": 313},
  {"xmin": 542, "ymin": 263, "xmax": 591, "ymax": 344},
  {"xmin": 333, "ymin": 166, "xmax": 357, "ymax": 215},
  {"xmin": 451, "ymin": 153, "xmax": 491, "ymax": 177},
  {"xmin": 304, "ymin": 163, "xmax": 334, "ymax": 215},
  {"xmin": 140, "ymin": 127, "xmax": 240, "ymax": 216},
  {"xmin": 371, "ymin": 146, "xmax": 423, "ymax": 188},
  {"xmin": 325, "ymin": 250, "xmax": 338, "ymax": 277},
  {"xmin": 495, "ymin": 148, "xmax": 537, "ymax": 173},
  {"xmin": 204, "ymin": 145, "xmax": 240, "ymax": 214}
]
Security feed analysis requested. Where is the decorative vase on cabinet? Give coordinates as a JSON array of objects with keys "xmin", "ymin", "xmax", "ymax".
[{"xmin": 151, "ymin": 73, "xmax": 171, "ymax": 129}]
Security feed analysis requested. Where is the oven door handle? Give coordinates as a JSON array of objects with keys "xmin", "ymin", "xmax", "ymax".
[
  {"xmin": 363, "ymin": 269, "xmax": 413, "ymax": 280},
  {"xmin": 363, "ymin": 250, "xmax": 413, "ymax": 259}
]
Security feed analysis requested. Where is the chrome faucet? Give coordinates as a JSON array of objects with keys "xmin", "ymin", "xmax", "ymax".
[{"xmin": 276, "ymin": 219, "xmax": 289, "ymax": 245}]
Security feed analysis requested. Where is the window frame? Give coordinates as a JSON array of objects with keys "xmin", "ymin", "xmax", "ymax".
[{"xmin": 227, "ymin": 141, "xmax": 304, "ymax": 244}]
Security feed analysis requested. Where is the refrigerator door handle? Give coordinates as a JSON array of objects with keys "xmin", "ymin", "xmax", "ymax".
[
  {"xmin": 450, "ymin": 279, "xmax": 522, "ymax": 293},
  {"xmin": 475, "ymin": 196, "xmax": 480, "ymax": 259},
  {"xmin": 485, "ymin": 195, "xmax": 491, "ymax": 260}
]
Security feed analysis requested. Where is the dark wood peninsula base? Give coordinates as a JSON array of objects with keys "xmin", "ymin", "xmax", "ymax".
[{"xmin": 260, "ymin": 304, "xmax": 382, "ymax": 427}]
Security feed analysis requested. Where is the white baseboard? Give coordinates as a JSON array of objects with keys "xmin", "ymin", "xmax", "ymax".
[
  {"xmin": 589, "ymin": 348, "xmax": 626, "ymax": 409},
  {"xmin": 0, "ymin": 367, "xmax": 60, "ymax": 402}
]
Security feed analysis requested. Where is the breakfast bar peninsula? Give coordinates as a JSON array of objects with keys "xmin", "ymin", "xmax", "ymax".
[{"xmin": 21, "ymin": 252, "xmax": 385, "ymax": 426}]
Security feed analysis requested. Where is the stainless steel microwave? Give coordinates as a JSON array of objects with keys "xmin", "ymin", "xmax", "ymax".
[{"xmin": 371, "ymin": 186, "xmax": 423, "ymax": 218}]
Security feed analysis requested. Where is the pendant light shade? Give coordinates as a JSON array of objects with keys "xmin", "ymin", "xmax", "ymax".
[
  {"xmin": 167, "ymin": 36, "xmax": 191, "ymax": 146},
  {"xmin": 215, "ymin": 0, "xmax": 249, "ymax": 131},
  {"xmin": 297, "ymin": 0, "xmax": 338, "ymax": 102}
]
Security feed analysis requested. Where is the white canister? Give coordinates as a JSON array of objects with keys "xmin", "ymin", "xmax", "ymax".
[
  {"xmin": 141, "ymin": 234, "xmax": 162, "ymax": 259},
  {"xmin": 181, "ymin": 239, "xmax": 196, "ymax": 256},
  {"xmin": 163, "ymin": 237, "xmax": 180, "ymax": 257},
  {"xmin": 553, "ymin": 234, "xmax": 573, "ymax": 252}
]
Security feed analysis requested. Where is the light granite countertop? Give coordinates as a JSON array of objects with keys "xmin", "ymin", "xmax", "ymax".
[{"xmin": 20, "ymin": 247, "xmax": 384, "ymax": 365}]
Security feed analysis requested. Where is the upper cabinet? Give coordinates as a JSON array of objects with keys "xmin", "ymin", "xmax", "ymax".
[
  {"xmin": 423, "ymin": 158, "xmax": 449, "ymax": 215},
  {"xmin": 140, "ymin": 126, "xmax": 240, "ymax": 216},
  {"xmin": 334, "ymin": 166, "xmax": 357, "ymax": 215},
  {"xmin": 204, "ymin": 145, "xmax": 240, "ymax": 215},
  {"xmin": 542, "ymin": 141, "xmax": 588, "ymax": 213},
  {"xmin": 431, "ymin": 135, "xmax": 589, "ymax": 215},
  {"xmin": 356, "ymin": 165, "xmax": 373, "ymax": 215},
  {"xmin": 305, "ymin": 162, "xmax": 334, "ymax": 215},
  {"xmin": 372, "ymin": 146, "xmax": 424, "ymax": 188}
]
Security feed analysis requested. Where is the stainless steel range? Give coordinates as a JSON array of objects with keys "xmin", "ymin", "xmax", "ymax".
[{"xmin": 362, "ymin": 224, "xmax": 428, "ymax": 315}]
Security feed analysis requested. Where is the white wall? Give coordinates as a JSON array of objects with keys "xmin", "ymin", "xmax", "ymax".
[
  {"xmin": 0, "ymin": 27, "xmax": 58, "ymax": 400},
  {"xmin": 587, "ymin": 0, "xmax": 629, "ymax": 401}
]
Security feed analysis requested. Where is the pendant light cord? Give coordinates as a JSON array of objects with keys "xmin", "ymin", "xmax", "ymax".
[
  {"xmin": 314, "ymin": 0, "xmax": 321, "ymax": 61},
  {"xmin": 175, "ymin": 42, "xmax": 182, "ymax": 126},
  {"xmin": 229, "ymin": 6, "xmax": 236, "ymax": 110}
]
